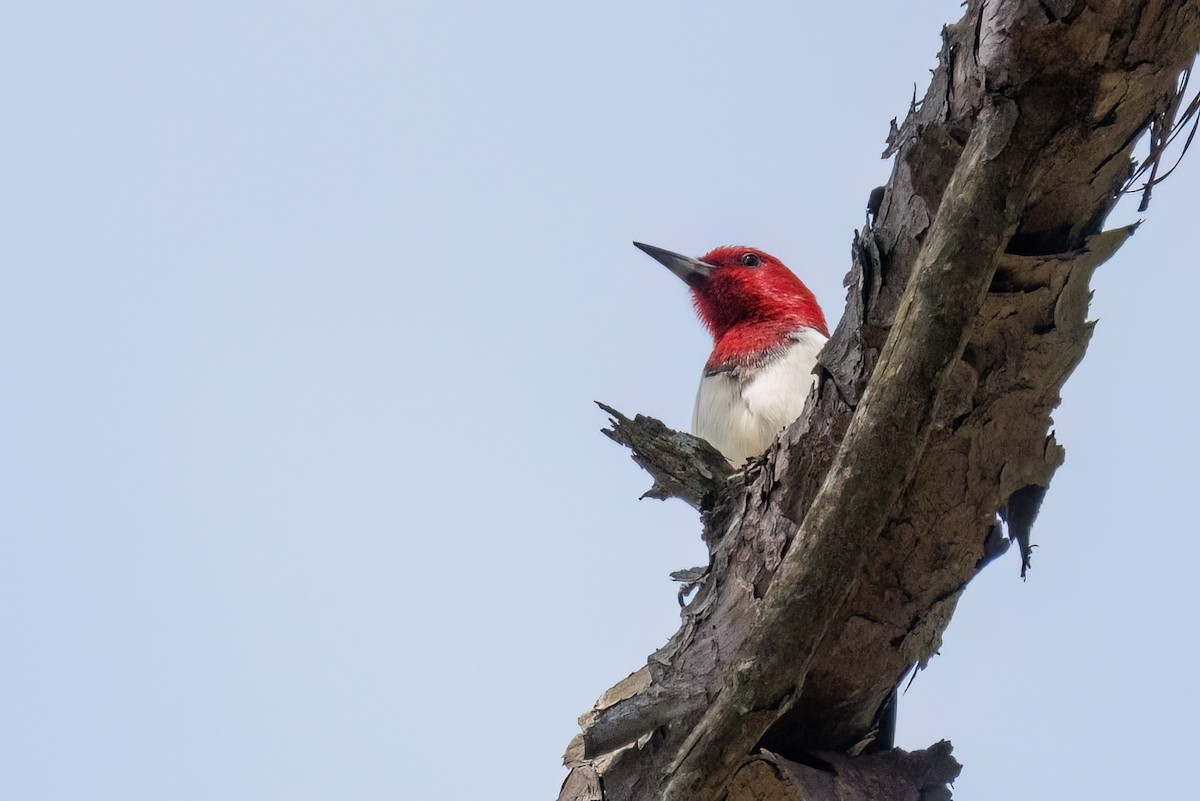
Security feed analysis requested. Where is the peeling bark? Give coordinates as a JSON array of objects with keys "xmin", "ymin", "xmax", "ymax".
[
  {"xmin": 561, "ymin": 2, "xmax": 1200, "ymax": 800},
  {"xmin": 596, "ymin": 403, "xmax": 733, "ymax": 514},
  {"xmin": 726, "ymin": 742, "xmax": 961, "ymax": 801}
]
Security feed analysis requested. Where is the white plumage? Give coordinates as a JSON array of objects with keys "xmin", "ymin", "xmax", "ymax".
[{"xmin": 693, "ymin": 328, "xmax": 828, "ymax": 465}]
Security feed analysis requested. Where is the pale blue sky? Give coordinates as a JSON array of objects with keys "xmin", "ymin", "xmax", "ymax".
[{"xmin": 2, "ymin": 3, "xmax": 1196, "ymax": 799}]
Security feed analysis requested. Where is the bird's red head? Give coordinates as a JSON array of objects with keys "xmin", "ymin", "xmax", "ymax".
[
  {"xmin": 634, "ymin": 241, "xmax": 828, "ymax": 369},
  {"xmin": 690, "ymin": 246, "xmax": 828, "ymax": 344}
]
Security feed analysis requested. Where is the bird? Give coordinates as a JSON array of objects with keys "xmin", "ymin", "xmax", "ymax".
[{"xmin": 634, "ymin": 241, "xmax": 829, "ymax": 465}]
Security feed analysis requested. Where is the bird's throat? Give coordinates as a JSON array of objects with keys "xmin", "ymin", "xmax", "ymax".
[{"xmin": 705, "ymin": 323, "xmax": 805, "ymax": 374}]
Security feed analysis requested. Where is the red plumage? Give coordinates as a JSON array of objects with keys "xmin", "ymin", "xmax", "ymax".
[{"xmin": 690, "ymin": 247, "xmax": 828, "ymax": 371}]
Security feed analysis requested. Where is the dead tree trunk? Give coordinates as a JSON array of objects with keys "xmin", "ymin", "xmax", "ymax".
[{"xmin": 562, "ymin": 2, "xmax": 1200, "ymax": 799}]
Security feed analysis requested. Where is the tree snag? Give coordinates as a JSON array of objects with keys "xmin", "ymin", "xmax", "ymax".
[{"xmin": 563, "ymin": 2, "xmax": 1200, "ymax": 800}]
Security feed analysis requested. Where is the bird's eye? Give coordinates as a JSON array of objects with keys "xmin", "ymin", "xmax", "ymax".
[{"xmin": 740, "ymin": 253, "xmax": 761, "ymax": 267}]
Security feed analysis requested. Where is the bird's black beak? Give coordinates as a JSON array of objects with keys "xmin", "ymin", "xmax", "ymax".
[{"xmin": 633, "ymin": 241, "xmax": 713, "ymax": 284}]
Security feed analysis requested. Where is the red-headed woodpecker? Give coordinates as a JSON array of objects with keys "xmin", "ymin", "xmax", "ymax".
[{"xmin": 634, "ymin": 242, "xmax": 829, "ymax": 465}]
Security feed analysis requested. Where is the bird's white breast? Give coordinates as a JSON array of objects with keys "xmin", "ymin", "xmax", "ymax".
[{"xmin": 692, "ymin": 328, "xmax": 827, "ymax": 465}]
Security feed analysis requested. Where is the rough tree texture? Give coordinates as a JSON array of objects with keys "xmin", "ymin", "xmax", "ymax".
[{"xmin": 561, "ymin": 2, "xmax": 1200, "ymax": 800}]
